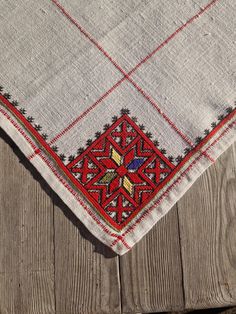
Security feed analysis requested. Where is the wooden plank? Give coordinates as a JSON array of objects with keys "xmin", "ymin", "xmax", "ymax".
[
  {"xmin": 0, "ymin": 130, "xmax": 55, "ymax": 314},
  {"xmin": 177, "ymin": 143, "xmax": 236, "ymax": 309},
  {"xmin": 54, "ymin": 198, "xmax": 121, "ymax": 314},
  {"xmin": 120, "ymin": 206, "xmax": 184, "ymax": 313}
]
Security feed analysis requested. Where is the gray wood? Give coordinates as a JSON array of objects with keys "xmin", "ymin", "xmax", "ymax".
[
  {"xmin": 120, "ymin": 206, "xmax": 184, "ymax": 313},
  {"xmin": 54, "ymin": 199, "xmax": 121, "ymax": 314},
  {"xmin": 0, "ymin": 126, "xmax": 236, "ymax": 313},
  {"xmin": 0, "ymin": 131, "xmax": 55, "ymax": 314},
  {"xmin": 177, "ymin": 143, "xmax": 236, "ymax": 309}
]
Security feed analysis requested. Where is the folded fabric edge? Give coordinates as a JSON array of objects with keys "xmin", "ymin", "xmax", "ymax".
[{"xmin": 0, "ymin": 103, "xmax": 235, "ymax": 255}]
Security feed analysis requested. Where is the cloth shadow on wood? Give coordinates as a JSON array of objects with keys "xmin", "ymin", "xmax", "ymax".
[
  {"xmin": 0, "ymin": 128, "xmax": 116, "ymax": 258},
  {"xmin": 157, "ymin": 306, "xmax": 236, "ymax": 314}
]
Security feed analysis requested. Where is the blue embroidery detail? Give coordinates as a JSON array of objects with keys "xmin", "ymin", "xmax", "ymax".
[{"xmin": 127, "ymin": 158, "xmax": 145, "ymax": 170}]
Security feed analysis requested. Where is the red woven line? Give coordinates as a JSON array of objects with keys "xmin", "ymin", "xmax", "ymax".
[
  {"xmin": 27, "ymin": 76, "xmax": 128, "ymax": 160},
  {"xmin": 0, "ymin": 108, "xmax": 127, "ymax": 244},
  {"xmin": 51, "ymin": 77, "xmax": 128, "ymax": 145},
  {"xmin": 51, "ymin": 0, "xmax": 127, "ymax": 77},
  {"xmin": 0, "ymin": 108, "xmax": 38, "ymax": 151},
  {"xmin": 127, "ymin": 0, "xmax": 219, "ymax": 76},
  {"xmin": 112, "ymin": 235, "xmax": 131, "ymax": 250},
  {"xmin": 111, "ymin": 120, "xmax": 236, "ymax": 248},
  {"xmin": 128, "ymin": 76, "xmax": 215, "ymax": 162}
]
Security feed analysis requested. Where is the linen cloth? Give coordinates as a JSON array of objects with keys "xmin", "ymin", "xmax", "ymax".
[{"xmin": 0, "ymin": 0, "xmax": 235, "ymax": 255}]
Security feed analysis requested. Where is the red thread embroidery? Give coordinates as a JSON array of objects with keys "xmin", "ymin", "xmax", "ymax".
[{"xmin": 66, "ymin": 112, "xmax": 175, "ymax": 230}]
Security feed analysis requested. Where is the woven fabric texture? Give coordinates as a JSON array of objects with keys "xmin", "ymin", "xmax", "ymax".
[{"xmin": 0, "ymin": 0, "xmax": 235, "ymax": 254}]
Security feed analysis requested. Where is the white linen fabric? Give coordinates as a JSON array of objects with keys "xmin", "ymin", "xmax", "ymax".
[{"xmin": 0, "ymin": 0, "xmax": 235, "ymax": 254}]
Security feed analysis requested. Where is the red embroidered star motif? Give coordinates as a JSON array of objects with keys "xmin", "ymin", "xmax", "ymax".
[{"xmin": 66, "ymin": 113, "xmax": 175, "ymax": 230}]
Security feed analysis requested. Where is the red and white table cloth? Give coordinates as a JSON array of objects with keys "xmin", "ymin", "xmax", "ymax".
[{"xmin": 0, "ymin": 0, "xmax": 235, "ymax": 254}]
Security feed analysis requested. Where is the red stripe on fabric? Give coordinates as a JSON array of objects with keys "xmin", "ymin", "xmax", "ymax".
[
  {"xmin": 111, "ymin": 120, "xmax": 236, "ymax": 248},
  {"xmin": 127, "ymin": 77, "xmax": 215, "ymax": 162},
  {"xmin": 127, "ymin": 0, "xmax": 219, "ymax": 76},
  {"xmin": 50, "ymin": 77, "xmax": 127, "ymax": 146},
  {"xmin": 51, "ymin": 0, "xmax": 128, "ymax": 78},
  {"xmin": 26, "ymin": 0, "xmax": 219, "ymax": 161},
  {"xmin": 27, "ymin": 76, "xmax": 127, "ymax": 159},
  {"xmin": 0, "ymin": 108, "xmax": 38, "ymax": 151}
]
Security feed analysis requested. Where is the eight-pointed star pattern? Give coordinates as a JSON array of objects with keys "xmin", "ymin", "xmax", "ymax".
[{"xmin": 67, "ymin": 112, "xmax": 174, "ymax": 230}]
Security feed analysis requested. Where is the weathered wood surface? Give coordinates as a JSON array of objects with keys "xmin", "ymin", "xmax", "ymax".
[
  {"xmin": 0, "ymin": 129, "xmax": 235, "ymax": 314},
  {"xmin": 120, "ymin": 206, "xmax": 184, "ymax": 313},
  {"xmin": 53, "ymin": 199, "xmax": 121, "ymax": 314},
  {"xmin": 0, "ymin": 130, "xmax": 55, "ymax": 314},
  {"xmin": 177, "ymin": 143, "xmax": 236, "ymax": 310}
]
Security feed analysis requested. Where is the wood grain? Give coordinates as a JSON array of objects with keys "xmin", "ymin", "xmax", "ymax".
[
  {"xmin": 0, "ymin": 130, "xmax": 55, "ymax": 314},
  {"xmin": 53, "ymin": 197, "xmax": 121, "ymax": 314},
  {"xmin": 0, "ymin": 126, "xmax": 235, "ymax": 313},
  {"xmin": 120, "ymin": 206, "xmax": 184, "ymax": 313},
  {"xmin": 177, "ymin": 143, "xmax": 236, "ymax": 309}
]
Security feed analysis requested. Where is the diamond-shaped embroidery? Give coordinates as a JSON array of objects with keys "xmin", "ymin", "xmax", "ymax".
[{"xmin": 66, "ymin": 112, "xmax": 175, "ymax": 230}]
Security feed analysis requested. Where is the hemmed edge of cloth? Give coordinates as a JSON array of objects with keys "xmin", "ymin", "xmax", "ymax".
[{"xmin": 0, "ymin": 106, "xmax": 235, "ymax": 255}]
